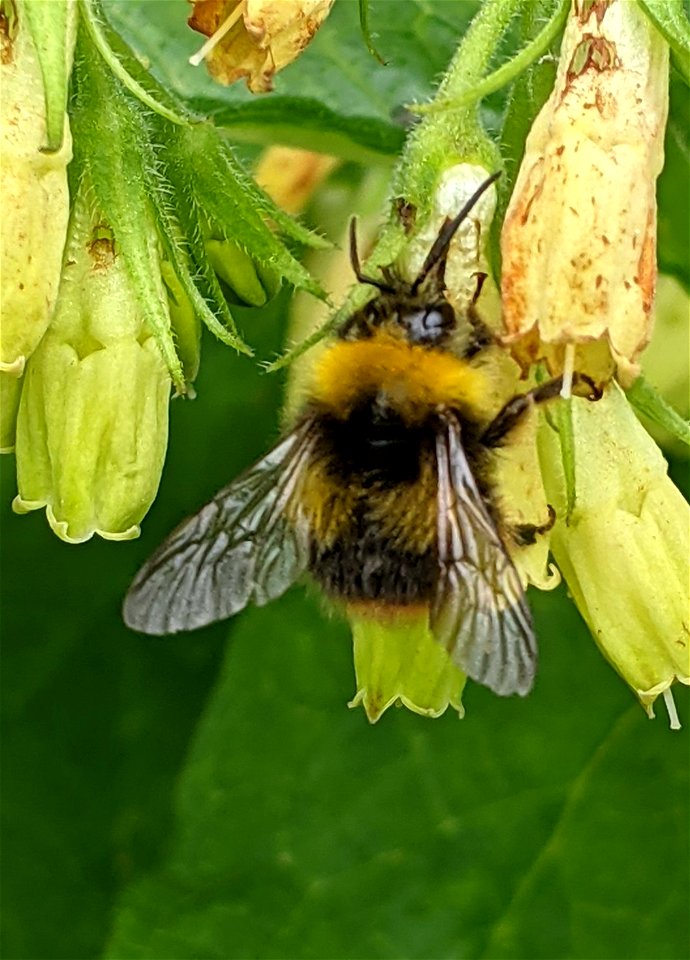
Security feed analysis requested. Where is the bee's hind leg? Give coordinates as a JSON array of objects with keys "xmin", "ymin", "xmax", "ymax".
[
  {"xmin": 480, "ymin": 373, "xmax": 602, "ymax": 448},
  {"xmin": 503, "ymin": 505, "xmax": 557, "ymax": 547}
]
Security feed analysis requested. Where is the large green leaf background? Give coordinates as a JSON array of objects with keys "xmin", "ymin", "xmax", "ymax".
[{"xmin": 2, "ymin": 2, "xmax": 688, "ymax": 958}]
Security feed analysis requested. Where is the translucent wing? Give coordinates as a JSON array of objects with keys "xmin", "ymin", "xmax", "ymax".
[
  {"xmin": 123, "ymin": 420, "xmax": 316, "ymax": 635},
  {"xmin": 430, "ymin": 410, "xmax": 537, "ymax": 696}
]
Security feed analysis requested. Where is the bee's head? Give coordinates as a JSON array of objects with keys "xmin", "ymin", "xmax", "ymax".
[
  {"xmin": 343, "ymin": 171, "xmax": 500, "ymax": 347},
  {"xmin": 398, "ymin": 299, "xmax": 456, "ymax": 346}
]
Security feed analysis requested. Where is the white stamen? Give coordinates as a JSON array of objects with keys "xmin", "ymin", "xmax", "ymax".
[
  {"xmin": 662, "ymin": 687, "xmax": 681, "ymax": 730},
  {"xmin": 560, "ymin": 342, "xmax": 575, "ymax": 399},
  {"xmin": 189, "ymin": 1, "xmax": 246, "ymax": 67}
]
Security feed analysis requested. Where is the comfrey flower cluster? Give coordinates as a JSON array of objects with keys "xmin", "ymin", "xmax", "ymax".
[
  {"xmin": 2, "ymin": 0, "xmax": 687, "ymax": 726},
  {"xmin": 320, "ymin": 0, "xmax": 688, "ymax": 725},
  {"xmin": 1, "ymin": 0, "xmax": 326, "ymax": 541}
]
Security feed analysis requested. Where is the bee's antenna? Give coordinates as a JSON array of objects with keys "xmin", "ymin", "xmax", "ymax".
[
  {"xmin": 349, "ymin": 217, "xmax": 396, "ymax": 293},
  {"xmin": 411, "ymin": 171, "xmax": 501, "ymax": 294}
]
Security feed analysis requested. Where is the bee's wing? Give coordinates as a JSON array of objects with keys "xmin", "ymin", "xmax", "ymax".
[
  {"xmin": 123, "ymin": 420, "xmax": 316, "ymax": 635},
  {"xmin": 430, "ymin": 410, "xmax": 536, "ymax": 696}
]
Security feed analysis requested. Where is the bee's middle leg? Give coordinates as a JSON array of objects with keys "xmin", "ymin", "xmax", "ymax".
[{"xmin": 480, "ymin": 373, "xmax": 602, "ymax": 449}]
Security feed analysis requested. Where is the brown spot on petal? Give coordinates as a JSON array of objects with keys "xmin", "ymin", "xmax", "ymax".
[
  {"xmin": 566, "ymin": 36, "xmax": 619, "ymax": 88},
  {"xmin": 635, "ymin": 208, "xmax": 656, "ymax": 315},
  {"xmin": 0, "ymin": 2, "xmax": 16, "ymax": 65},
  {"xmin": 575, "ymin": 0, "xmax": 612, "ymax": 26},
  {"xmin": 519, "ymin": 179, "xmax": 545, "ymax": 227}
]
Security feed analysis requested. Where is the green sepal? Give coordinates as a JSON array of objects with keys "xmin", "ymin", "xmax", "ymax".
[
  {"xmin": 72, "ymin": 24, "xmax": 185, "ymax": 390},
  {"xmin": 627, "ymin": 376, "xmax": 690, "ymax": 448},
  {"xmin": 171, "ymin": 123, "xmax": 327, "ymax": 301},
  {"xmin": 223, "ymin": 147, "xmax": 331, "ymax": 252},
  {"xmin": 145, "ymin": 155, "xmax": 251, "ymax": 357},
  {"xmin": 393, "ymin": 0, "xmax": 515, "ymax": 223},
  {"xmin": 78, "ymin": 0, "xmax": 203, "ymax": 124},
  {"xmin": 546, "ymin": 399, "xmax": 577, "ymax": 523},
  {"xmin": 21, "ymin": 0, "xmax": 77, "ymax": 152},
  {"xmin": 159, "ymin": 260, "xmax": 201, "ymax": 384},
  {"xmin": 637, "ymin": 0, "xmax": 690, "ymax": 85}
]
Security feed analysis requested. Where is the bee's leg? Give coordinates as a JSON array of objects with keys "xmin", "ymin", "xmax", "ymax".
[
  {"xmin": 480, "ymin": 373, "xmax": 602, "ymax": 448},
  {"xmin": 504, "ymin": 505, "xmax": 557, "ymax": 546},
  {"xmin": 464, "ymin": 273, "xmax": 495, "ymax": 357}
]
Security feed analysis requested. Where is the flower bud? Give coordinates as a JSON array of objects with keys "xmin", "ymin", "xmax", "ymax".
[
  {"xmin": 348, "ymin": 610, "xmax": 466, "ymax": 722},
  {"xmin": 13, "ymin": 193, "xmax": 172, "ymax": 542},
  {"xmin": 160, "ymin": 259, "xmax": 201, "ymax": 385},
  {"xmin": 1, "ymin": 0, "xmax": 72, "ymax": 445},
  {"xmin": 538, "ymin": 383, "xmax": 689, "ymax": 722},
  {"xmin": 188, "ymin": 0, "xmax": 335, "ymax": 93},
  {"xmin": 205, "ymin": 238, "xmax": 280, "ymax": 307},
  {"xmin": 501, "ymin": 0, "xmax": 669, "ymax": 384}
]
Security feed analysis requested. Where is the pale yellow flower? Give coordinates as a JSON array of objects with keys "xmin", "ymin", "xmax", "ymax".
[
  {"xmin": 13, "ymin": 192, "xmax": 172, "ymax": 543},
  {"xmin": 538, "ymin": 383, "xmax": 689, "ymax": 726},
  {"xmin": 0, "ymin": 0, "xmax": 73, "ymax": 448},
  {"xmin": 348, "ymin": 610, "xmax": 466, "ymax": 723},
  {"xmin": 501, "ymin": 0, "xmax": 669, "ymax": 385}
]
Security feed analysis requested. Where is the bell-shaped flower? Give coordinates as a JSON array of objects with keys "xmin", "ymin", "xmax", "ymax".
[
  {"xmin": 538, "ymin": 383, "xmax": 689, "ymax": 726},
  {"xmin": 0, "ymin": 0, "xmax": 74, "ymax": 448},
  {"xmin": 501, "ymin": 0, "xmax": 669, "ymax": 385},
  {"xmin": 13, "ymin": 192, "xmax": 172, "ymax": 543},
  {"xmin": 349, "ymin": 610, "xmax": 466, "ymax": 722}
]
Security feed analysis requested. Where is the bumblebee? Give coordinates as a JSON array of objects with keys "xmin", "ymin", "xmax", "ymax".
[{"xmin": 124, "ymin": 173, "xmax": 599, "ymax": 696}]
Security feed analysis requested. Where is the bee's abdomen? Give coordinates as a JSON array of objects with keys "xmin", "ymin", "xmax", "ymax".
[
  {"xmin": 310, "ymin": 532, "xmax": 436, "ymax": 603},
  {"xmin": 305, "ymin": 398, "xmax": 439, "ymax": 604}
]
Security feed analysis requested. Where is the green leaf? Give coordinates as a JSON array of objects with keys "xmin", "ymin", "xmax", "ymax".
[
  {"xmin": 658, "ymin": 73, "xmax": 690, "ymax": 288},
  {"xmin": 0, "ymin": 306, "xmax": 289, "ymax": 960},
  {"xmin": 638, "ymin": 0, "xmax": 690, "ymax": 84},
  {"xmin": 104, "ymin": 589, "xmax": 689, "ymax": 959}
]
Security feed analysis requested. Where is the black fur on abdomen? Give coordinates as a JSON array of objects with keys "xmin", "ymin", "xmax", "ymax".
[{"xmin": 306, "ymin": 398, "xmax": 439, "ymax": 604}]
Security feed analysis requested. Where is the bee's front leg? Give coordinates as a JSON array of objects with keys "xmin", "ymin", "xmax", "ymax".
[{"xmin": 480, "ymin": 373, "xmax": 602, "ymax": 449}]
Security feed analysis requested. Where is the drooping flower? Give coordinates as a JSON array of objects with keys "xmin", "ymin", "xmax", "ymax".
[
  {"xmin": 500, "ymin": 0, "xmax": 687, "ymax": 727},
  {"xmin": 13, "ymin": 189, "xmax": 172, "ymax": 543},
  {"xmin": 538, "ymin": 382, "xmax": 689, "ymax": 726},
  {"xmin": 0, "ymin": 0, "xmax": 74, "ymax": 449},
  {"xmin": 349, "ymin": 610, "xmax": 466, "ymax": 722},
  {"xmin": 501, "ymin": 0, "xmax": 669, "ymax": 386},
  {"xmin": 188, "ymin": 0, "xmax": 335, "ymax": 92}
]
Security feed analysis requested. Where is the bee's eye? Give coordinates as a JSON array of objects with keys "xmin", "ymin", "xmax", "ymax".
[{"xmin": 404, "ymin": 302, "xmax": 455, "ymax": 344}]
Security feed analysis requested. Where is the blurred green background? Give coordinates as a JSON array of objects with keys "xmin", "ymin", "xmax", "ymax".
[{"xmin": 2, "ymin": 1, "xmax": 689, "ymax": 958}]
